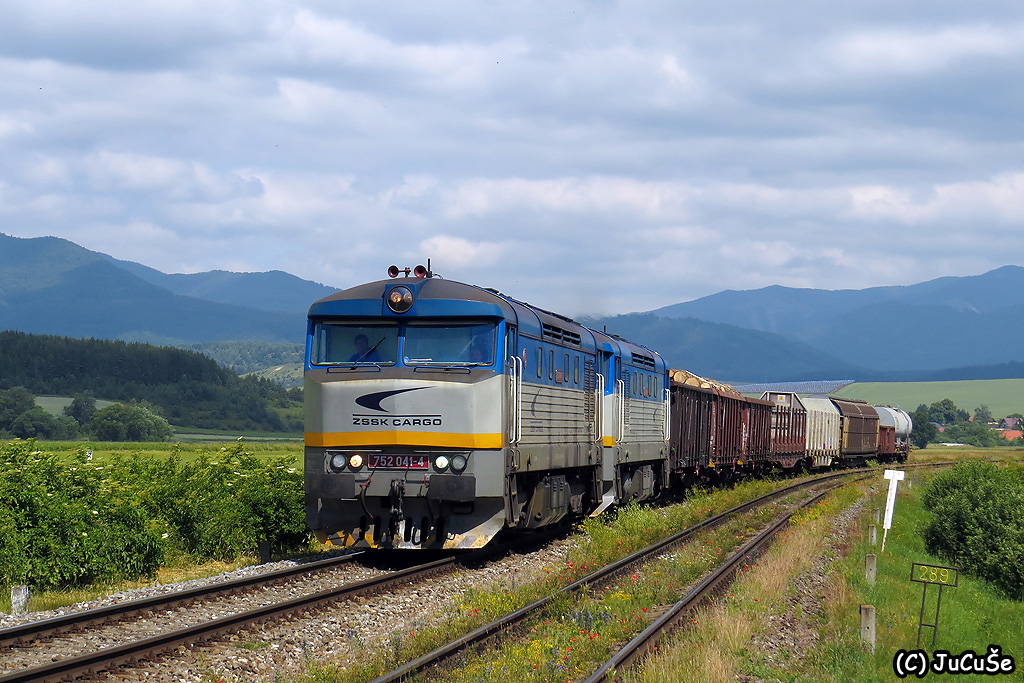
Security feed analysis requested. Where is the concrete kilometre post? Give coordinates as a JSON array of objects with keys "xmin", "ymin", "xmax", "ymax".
[{"xmin": 861, "ymin": 604, "xmax": 876, "ymax": 654}]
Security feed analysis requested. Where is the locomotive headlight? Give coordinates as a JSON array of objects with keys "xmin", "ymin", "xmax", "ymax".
[
  {"xmin": 329, "ymin": 453, "xmax": 347, "ymax": 471},
  {"xmin": 348, "ymin": 453, "xmax": 364, "ymax": 470},
  {"xmin": 386, "ymin": 286, "xmax": 415, "ymax": 313},
  {"xmin": 434, "ymin": 455, "xmax": 450, "ymax": 471},
  {"xmin": 451, "ymin": 454, "xmax": 468, "ymax": 472}
]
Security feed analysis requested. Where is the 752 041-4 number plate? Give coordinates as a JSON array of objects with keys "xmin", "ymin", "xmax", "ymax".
[{"xmin": 368, "ymin": 454, "xmax": 429, "ymax": 469}]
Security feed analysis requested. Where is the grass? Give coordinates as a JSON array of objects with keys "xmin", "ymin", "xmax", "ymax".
[
  {"xmin": 629, "ymin": 458, "xmax": 1024, "ymax": 683},
  {"xmin": 629, "ymin": 483, "xmax": 859, "ymax": 683},
  {"xmin": 0, "ymin": 556, "xmax": 261, "ymax": 615},
  {"xmin": 820, "ymin": 465, "xmax": 1024, "ymax": 682},
  {"xmin": 835, "ymin": 378, "xmax": 1024, "ymax": 418}
]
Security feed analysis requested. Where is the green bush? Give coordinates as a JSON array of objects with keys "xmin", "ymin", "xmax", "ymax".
[
  {"xmin": 0, "ymin": 439, "xmax": 309, "ymax": 591},
  {"xmin": 0, "ymin": 441, "xmax": 163, "ymax": 590},
  {"xmin": 919, "ymin": 461, "xmax": 1024, "ymax": 599},
  {"xmin": 114, "ymin": 440, "xmax": 308, "ymax": 562}
]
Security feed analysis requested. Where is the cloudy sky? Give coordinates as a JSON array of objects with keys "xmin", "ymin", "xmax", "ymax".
[{"xmin": 2, "ymin": 1, "xmax": 1023, "ymax": 315}]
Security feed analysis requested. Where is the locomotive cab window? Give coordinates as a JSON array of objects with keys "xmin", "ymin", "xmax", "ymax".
[
  {"xmin": 312, "ymin": 322, "xmax": 399, "ymax": 365},
  {"xmin": 404, "ymin": 321, "xmax": 497, "ymax": 365}
]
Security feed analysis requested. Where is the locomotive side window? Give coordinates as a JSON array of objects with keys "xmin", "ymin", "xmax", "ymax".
[
  {"xmin": 537, "ymin": 347, "xmax": 543, "ymax": 378},
  {"xmin": 574, "ymin": 356, "xmax": 580, "ymax": 384},
  {"xmin": 549, "ymin": 349, "xmax": 554, "ymax": 380},
  {"xmin": 312, "ymin": 322, "xmax": 399, "ymax": 365},
  {"xmin": 563, "ymin": 354, "xmax": 569, "ymax": 383}
]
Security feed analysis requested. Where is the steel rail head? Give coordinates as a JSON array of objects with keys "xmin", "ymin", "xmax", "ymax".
[
  {"xmin": 583, "ymin": 485, "xmax": 846, "ymax": 683},
  {"xmin": 0, "ymin": 551, "xmax": 363, "ymax": 650},
  {"xmin": 367, "ymin": 471, "xmax": 867, "ymax": 682}
]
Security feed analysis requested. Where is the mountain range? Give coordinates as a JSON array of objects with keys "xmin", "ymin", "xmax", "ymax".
[
  {"xmin": 650, "ymin": 265, "xmax": 1024, "ymax": 373},
  {"xmin": 0, "ymin": 233, "xmax": 335, "ymax": 345},
  {"xmin": 1, "ymin": 232, "xmax": 1022, "ymax": 382}
]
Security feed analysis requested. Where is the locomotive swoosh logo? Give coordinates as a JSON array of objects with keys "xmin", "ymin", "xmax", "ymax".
[{"xmin": 354, "ymin": 387, "xmax": 428, "ymax": 412}]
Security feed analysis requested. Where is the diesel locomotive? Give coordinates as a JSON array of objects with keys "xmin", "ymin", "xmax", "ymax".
[{"xmin": 304, "ymin": 267, "xmax": 911, "ymax": 550}]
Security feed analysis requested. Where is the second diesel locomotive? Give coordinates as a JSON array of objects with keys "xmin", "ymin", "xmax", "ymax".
[{"xmin": 304, "ymin": 268, "xmax": 911, "ymax": 550}]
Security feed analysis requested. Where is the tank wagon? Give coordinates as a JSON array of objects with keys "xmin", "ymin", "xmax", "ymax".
[
  {"xmin": 305, "ymin": 269, "xmax": 911, "ymax": 550},
  {"xmin": 875, "ymin": 406, "xmax": 913, "ymax": 460}
]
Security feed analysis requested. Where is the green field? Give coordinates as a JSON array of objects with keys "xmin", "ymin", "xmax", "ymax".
[
  {"xmin": 835, "ymin": 378, "xmax": 1024, "ymax": 418},
  {"xmin": 34, "ymin": 395, "xmax": 115, "ymax": 414}
]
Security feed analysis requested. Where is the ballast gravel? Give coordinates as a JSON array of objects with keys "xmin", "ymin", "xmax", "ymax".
[{"xmin": 0, "ymin": 539, "xmax": 579, "ymax": 683}]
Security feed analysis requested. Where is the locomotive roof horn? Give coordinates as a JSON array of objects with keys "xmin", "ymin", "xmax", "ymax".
[{"xmin": 388, "ymin": 260, "xmax": 433, "ymax": 278}]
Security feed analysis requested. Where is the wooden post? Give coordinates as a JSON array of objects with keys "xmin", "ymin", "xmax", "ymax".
[
  {"xmin": 874, "ymin": 507, "xmax": 881, "ymax": 523},
  {"xmin": 868, "ymin": 525, "xmax": 877, "ymax": 545},
  {"xmin": 866, "ymin": 554, "xmax": 877, "ymax": 585},
  {"xmin": 861, "ymin": 604, "xmax": 876, "ymax": 654}
]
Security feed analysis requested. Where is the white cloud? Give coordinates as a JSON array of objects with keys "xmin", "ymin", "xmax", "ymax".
[
  {"xmin": 0, "ymin": 0, "xmax": 1021, "ymax": 313},
  {"xmin": 418, "ymin": 235, "xmax": 504, "ymax": 269},
  {"xmin": 831, "ymin": 25, "xmax": 1024, "ymax": 76},
  {"xmin": 441, "ymin": 177, "xmax": 695, "ymax": 220}
]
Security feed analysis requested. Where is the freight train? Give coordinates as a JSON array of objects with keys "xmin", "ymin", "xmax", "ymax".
[{"xmin": 304, "ymin": 268, "xmax": 911, "ymax": 549}]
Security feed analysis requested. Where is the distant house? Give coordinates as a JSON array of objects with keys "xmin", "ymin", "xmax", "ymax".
[
  {"xmin": 1000, "ymin": 430, "xmax": 1023, "ymax": 441},
  {"xmin": 1000, "ymin": 417, "xmax": 1021, "ymax": 430}
]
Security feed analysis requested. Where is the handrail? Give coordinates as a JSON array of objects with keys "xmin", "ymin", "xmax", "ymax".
[{"xmin": 616, "ymin": 379, "xmax": 626, "ymax": 441}]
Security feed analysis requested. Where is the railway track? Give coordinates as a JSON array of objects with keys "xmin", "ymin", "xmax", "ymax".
[
  {"xmin": 0, "ymin": 535, "xmax": 558, "ymax": 683},
  {"xmin": 0, "ymin": 553, "xmax": 362, "ymax": 651},
  {"xmin": 365, "ymin": 469, "xmax": 866, "ymax": 682},
  {"xmin": 582, "ymin": 481, "xmax": 848, "ymax": 682},
  {"xmin": 1, "ymin": 465, "xmax": 937, "ymax": 682}
]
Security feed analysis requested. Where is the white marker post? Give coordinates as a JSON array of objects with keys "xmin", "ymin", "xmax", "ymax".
[{"xmin": 881, "ymin": 469, "xmax": 905, "ymax": 552}]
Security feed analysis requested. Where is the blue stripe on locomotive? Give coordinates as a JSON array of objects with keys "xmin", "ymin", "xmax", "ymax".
[{"xmin": 306, "ymin": 277, "xmax": 668, "ymax": 396}]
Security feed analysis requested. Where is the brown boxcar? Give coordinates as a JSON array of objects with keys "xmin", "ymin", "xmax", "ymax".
[
  {"xmin": 669, "ymin": 380, "xmax": 773, "ymax": 478},
  {"xmin": 830, "ymin": 397, "xmax": 879, "ymax": 459}
]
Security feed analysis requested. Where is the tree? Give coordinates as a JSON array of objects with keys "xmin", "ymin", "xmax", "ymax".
[
  {"xmin": 911, "ymin": 408, "xmax": 939, "ymax": 449},
  {"xmin": 63, "ymin": 393, "xmax": 96, "ymax": 425},
  {"xmin": 89, "ymin": 403, "xmax": 173, "ymax": 442},
  {"xmin": 942, "ymin": 420, "xmax": 1000, "ymax": 447},
  {"xmin": 0, "ymin": 387, "xmax": 36, "ymax": 430},
  {"xmin": 974, "ymin": 404, "xmax": 994, "ymax": 424},
  {"xmin": 928, "ymin": 398, "xmax": 969, "ymax": 425},
  {"xmin": 10, "ymin": 407, "xmax": 78, "ymax": 440}
]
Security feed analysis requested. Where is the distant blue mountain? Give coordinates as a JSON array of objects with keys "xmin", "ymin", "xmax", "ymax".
[
  {"xmin": 110, "ymin": 258, "xmax": 337, "ymax": 313},
  {"xmin": 650, "ymin": 266, "xmax": 1024, "ymax": 372},
  {"xmin": 0, "ymin": 233, "xmax": 339, "ymax": 345},
  {"xmin": 2, "ymin": 233, "xmax": 1021, "ymax": 380},
  {"xmin": 581, "ymin": 313, "xmax": 868, "ymax": 383}
]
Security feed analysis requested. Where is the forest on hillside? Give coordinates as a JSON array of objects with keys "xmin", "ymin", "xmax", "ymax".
[{"xmin": 0, "ymin": 332, "xmax": 302, "ymax": 432}]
